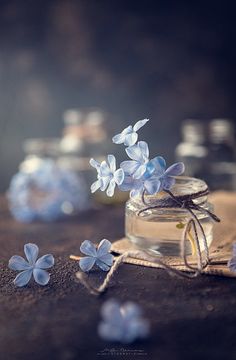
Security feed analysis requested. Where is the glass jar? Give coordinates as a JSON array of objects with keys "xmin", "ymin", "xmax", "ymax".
[{"xmin": 125, "ymin": 177, "xmax": 214, "ymax": 257}]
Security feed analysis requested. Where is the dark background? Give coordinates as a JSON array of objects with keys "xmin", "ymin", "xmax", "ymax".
[{"xmin": 0, "ymin": 0, "xmax": 236, "ymax": 192}]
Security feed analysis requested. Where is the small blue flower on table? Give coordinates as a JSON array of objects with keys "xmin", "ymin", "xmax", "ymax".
[
  {"xmin": 98, "ymin": 299, "xmax": 150, "ymax": 343},
  {"xmin": 79, "ymin": 239, "xmax": 114, "ymax": 272},
  {"xmin": 8, "ymin": 243, "xmax": 54, "ymax": 287}
]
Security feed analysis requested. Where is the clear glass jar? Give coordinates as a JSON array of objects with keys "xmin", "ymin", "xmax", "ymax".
[{"xmin": 125, "ymin": 177, "xmax": 214, "ymax": 257}]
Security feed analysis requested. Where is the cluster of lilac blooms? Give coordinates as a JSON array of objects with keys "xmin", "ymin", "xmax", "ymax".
[{"xmin": 90, "ymin": 119, "xmax": 185, "ymax": 198}]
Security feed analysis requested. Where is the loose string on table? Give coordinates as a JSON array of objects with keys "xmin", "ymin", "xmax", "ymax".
[{"xmin": 73, "ymin": 187, "xmax": 220, "ymax": 296}]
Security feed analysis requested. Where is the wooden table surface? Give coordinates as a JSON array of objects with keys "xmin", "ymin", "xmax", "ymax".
[{"xmin": 1, "ymin": 196, "xmax": 236, "ymax": 360}]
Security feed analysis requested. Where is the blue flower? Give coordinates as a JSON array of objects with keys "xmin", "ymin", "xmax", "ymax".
[
  {"xmin": 146, "ymin": 156, "xmax": 185, "ymax": 191},
  {"xmin": 79, "ymin": 239, "xmax": 114, "ymax": 272},
  {"xmin": 119, "ymin": 172, "xmax": 161, "ymax": 197},
  {"xmin": 228, "ymin": 243, "xmax": 236, "ymax": 273},
  {"xmin": 90, "ymin": 155, "xmax": 124, "ymax": 197},
  {"xmin": 98, "ymin": 299, "xmax": 150, "ymax": 343},
  {"xmin": 112, "ymin": 118, "xmax": 149, "ymax": 146},
  {"xmin": 7, "ymin": 159, "xmax": 89, "ymax": 223},
  {"xmin": 121, "ymin": 141, "xmax": 150, "ymax": 179},
  {"xmin": 8, "ymin": 243, "xmax": 54, "ymax": 287}
]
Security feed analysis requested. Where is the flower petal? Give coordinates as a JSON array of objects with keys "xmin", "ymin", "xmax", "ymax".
[
  {"xmin": 96, "ymin": 259, "xmax": 111, "ymax": 271},
  {"xmin": 106, "ymin": 179, "xmax": 116, "ymax": 197},
  {"xmin": 80, "ymin": 240, "xmax": 97, "ymax": 257},
  {"xmin": 8, "ymin": 255, "xmax": 31, "ymax": 271},
  {"xmin": 124, "ymin": 132, "xmax": 138, "ymax": 146},
  {"xmin": 100, "ymin": 176, "xmax": 110, "ymax": 191},
  {"xmin": 100, "ymin": 161, "xmax": 111, "ymax": 176},
  {"xmin": 98, "ymin": 253, "xmax": 114, "ymax": 267},
  {"xmin": 125, "ymin": 145, "xmax": 144, "ymax": 162},
  {"xmin": 98, "ymin": 322, "xmax": 123, "ymax": 342},
  {"xmin": 89, "ymin": 158, "xmax": 101, "ymax": 171},
  {"xmin": 107, "ymin": 155, "xmax": 116, "ymax": 173},
  {"xmin": 165, "ymin": 162, "xmax": 185, "ymax": 176},
  {"xmin": 35, "ymin": 254, "xmax": 54, "ymax": 269},
  {"xmin": 114, "ymin": 168, "xmax": 124, "ymax": 185},
  {"xmin": 13, "ymin": 269, "xmax": 32, "ymax": 287},
  {"xmin": 133, "ymin": 164, "xmax": 147, "ymax": 179},
  {"xmin": 228, "ymin": 257, "xmax": 236, "ymax": 273},
  {"xmin": 149, "ymin": 156, "xmax": 166, "ymax": 176},
  {"xmin": 97, "ymin": 239, "xmax": 112, "ymax": 256},
  {"xmin": 112, "ymin": 132, "xmax": 126, "ymax": 144},
  {"xmin": 123, "ymin": 302, "xmax": 142, "ymax": 319},
  {"xmin": 33, "ymin": 268, "xmax": 50, "ymax": 285},
  {"xmin": 144, "ymin": 177, "xmax": 161, "ymax": 195},
  {"xmin": 79, "ymin": 256, "xmax": 96, "ymax": 272},
  {"xmin": 91, "ymin": 179, "xmax": 102, "ymax": 193},
  {"xmin": 120, "ymin": 160, "xmax": 140, "ymax": 175},
  {"xmin": 161, "ymin": 176, "xmax": 176, "ymax": 190},
  {"xmin": 118, "ymin": 174, "xmax": 135, "ymax": 191},
  {"xmin": 24, "ymin": 243, "xmax": 39, "ymax": 265},
  {"xmin": 133, "ymin": 118, "xmax": 149, "ymax": 132},
  {"xmin": 138, "ymin": 141, "xmax": 149, "ymax": 159}
]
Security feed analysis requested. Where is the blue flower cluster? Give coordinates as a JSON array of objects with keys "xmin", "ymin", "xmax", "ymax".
[
  {"xmin": 90, "ymin": 119, "xmax": 185, "ymax": 197},
  {"xmin": 8, "ymin": 160, "xmax": 89, "ymax": 222}
]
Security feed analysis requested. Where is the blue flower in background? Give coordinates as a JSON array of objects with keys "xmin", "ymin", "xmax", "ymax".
[
  {"xmin": 7, "ymin": 160, "xmax": 89, "ymax": 222},
  {"xmin": 121, "ymin": 141, "xmax": 150, "ymax": 179},
  {"xmin": 147, "ymin": 156, "xmax": 185, "ymax": 191},
  {"xmin": 8, "ymin": 243, "xmax": 54, "ymax": 287},
  {"xmin": 98, "ymin": 299, "xmax": 150, "ymax": 343},
  {"xmin": 79, "ymin": 239, "xmax": 114, "ymax": 272},
  {"xmin": 90, "ymin": 155, "xmax": 124, "ymax": 197},
  {"xmin": 112, "ymin": 118, "xmax": 149, "ymax": 146},
  {"xmin": 228, "ymin": 243, "xmax": 236, "ymax": 273}
]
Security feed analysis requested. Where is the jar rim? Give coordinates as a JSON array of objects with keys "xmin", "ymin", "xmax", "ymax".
[{"xmin": 127, "ymin": 176, "xmax": 209, "ymax": 208}]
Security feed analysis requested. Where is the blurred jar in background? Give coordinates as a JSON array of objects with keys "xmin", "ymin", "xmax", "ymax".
[
  {"xmin": 207, "ymin": 119, "xmax": 236, "ymax": 190},
  {"xmin": 8, "ymin": 138, "xmax": 89, "ymax": 222},
  {"xmin": 175, "ymin": 118, "xmax": 236, "ymax": 191},
  {"xmin": 59, "ymin": 108, "xmax": 128, "ymax": 204},
  {"xmin": 209, "ymin": 119, "xmax": 235, "ymax": 162},
  {"xmin": 59, "ymin": 108, "xmax": 109, "ymax": 191},
  {"xmin": 175, "ymin": 119, "xmax": 208, "ymax": 178}
]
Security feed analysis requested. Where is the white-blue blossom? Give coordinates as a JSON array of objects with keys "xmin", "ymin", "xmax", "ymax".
[
  {"xmin": 79, "ymin": 239, "xmax": 114, "ymax": 272},
  {"xmin": 90, "ymin": 155, "xmax": 124, "ymax": 197},
  {"xmin": 228, "ymin": 243, "xmax": 236, "ymax": 273},
  {"xmin": 98, "ymin": 299, "xmax": 150, "ymax": 343},
  {"xmin": 121, "ymin": 141, "xmax": 150, "ymax": 179},
  {"xmin": 112, "ymin": 118, "xmax": 149, "ymax": 146},
  {"xmin": 8, "ymin": 243, "xmax": 54, "ymax": 287}
]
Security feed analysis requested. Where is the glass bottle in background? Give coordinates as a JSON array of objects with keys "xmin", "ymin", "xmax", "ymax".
[
  {"xmin": 58, "ymin": 108, "xmax": 108, "ymax": 192},
  {"xmin": 175, "ymin": 119, "xmax": 208, "ymax": 178},
  {"xmin": 207, "ymin": 119, "xmax": 236, "ymax": 190},
  {"xmin": 209, "ymin": 119, "xmax": 235, "ymax": 162}
]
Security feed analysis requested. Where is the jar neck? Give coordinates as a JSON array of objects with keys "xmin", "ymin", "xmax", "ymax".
[{"xmin": 128, "ymin": 176, "xmax": 209, "ymax": 208}]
